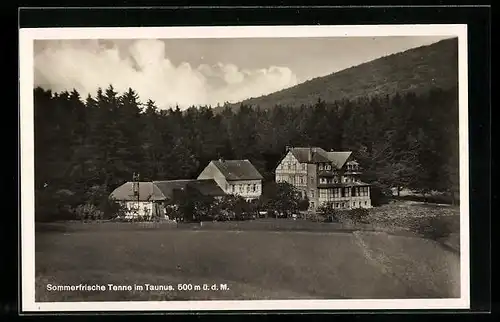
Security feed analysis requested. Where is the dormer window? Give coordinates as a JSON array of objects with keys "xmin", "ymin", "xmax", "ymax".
[
  {"xmin": 327, "ymin": 164, "xmax": 331, "ymax": 171},
  {"xmin": 319, "ymin": 164, "xmax": 324, "ymax": 170}
]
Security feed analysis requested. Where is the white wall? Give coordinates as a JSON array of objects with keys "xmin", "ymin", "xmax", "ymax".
[
  {"xmin": 121, "ymin": 201, "xmax": 156, "ymax": 218},
  {"xmin": 197, "ymin": 162, "xmax": 229, "ymax": 193},
  {"xmin": 226, "ymin": 179, "xmax": 262, "ymax": 200}
]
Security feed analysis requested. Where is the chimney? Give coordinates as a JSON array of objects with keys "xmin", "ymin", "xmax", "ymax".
[
  {"xmin": 285, "ymin": 145, "xmax": 291, "ymax": 152},
  {"xmin": 308, "ymin": 147, "xmax": 313, "ymax": 162}
]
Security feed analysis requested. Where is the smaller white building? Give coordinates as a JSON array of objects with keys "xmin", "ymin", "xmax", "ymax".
[
  {"xmin": 109, "ymin": 181, "xmax": 165, "ymax": 219},
  {"xmin": 197, "ymin": 159, "xmax": 264, "ymax": 201}
]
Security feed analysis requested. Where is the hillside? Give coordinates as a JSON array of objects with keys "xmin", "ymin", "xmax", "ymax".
[{"xmin": 226, "ymin": 37, "xmax": 458, "ymax": 111}]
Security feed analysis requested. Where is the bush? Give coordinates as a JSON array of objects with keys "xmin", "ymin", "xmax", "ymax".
[
  {"xmin": 324, "ymin": 212, "xmax": 340, "ymax": 223},
  {"xmin": 413, "ymin": 216, "xmax": 453, "ymax": 240},
  {"xmin": 298, "ymin": 198, "xmax": 310, "ymax": 211},
  {"xmin": 370, "ymin": 184, "xmax": 392, "ymax": 206},
  {"xmin": 305, "ymin": 212, "xmax": 325, "ymax": 223},
  {"xmin": 35, "ymin": 188, "xmax": 80, "ymax": 222},
  {"xmin": 350, "ymin": 208, "xmax": 370, "ymax": 224},
  {"xmin": 98, "ymin": 198, "xmax": 127, "ymax": 220},
  {"xmin": 317, "ymin": 203, "xmax": 341, "ymax": 223},
  {"xmin": 74, "ymin": 203, "xmax": 103, "ymax": 222}
]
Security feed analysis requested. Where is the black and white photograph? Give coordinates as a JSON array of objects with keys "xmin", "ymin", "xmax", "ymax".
[{"xmin": 20, "ymin": 25, "xmax": 469, "ymax": 312}]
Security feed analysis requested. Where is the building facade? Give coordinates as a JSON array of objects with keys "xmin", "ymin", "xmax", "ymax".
[
  {"xmin": 275, "ymin": 147, "xmax": 371, "ymax": 211},
  {"xmin": 197, "ymin": 159, "xmax": 264, "ymax": 201},
  {"xmin": 109, "ymin": 179, "xmax": 226, "ymax": 219}
]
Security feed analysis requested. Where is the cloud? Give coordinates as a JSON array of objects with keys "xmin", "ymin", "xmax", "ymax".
[{"xmin": 34, "ymin": 39, "xmax": 298, "ymax": 109}]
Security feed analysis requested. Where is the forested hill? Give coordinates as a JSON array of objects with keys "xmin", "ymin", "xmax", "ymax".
[{"xmin": 225, "ymin": 37, "xmax": 458, "ymax": 111}]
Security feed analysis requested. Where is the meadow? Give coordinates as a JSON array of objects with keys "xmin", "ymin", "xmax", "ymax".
[{"xmin": 35, "ymin": 202, "xmax": 461, "ymax": 302}]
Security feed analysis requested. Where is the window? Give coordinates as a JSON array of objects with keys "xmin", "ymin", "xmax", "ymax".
[
  {"xmin": 239, "ymin": 185, "xmax": 243, "ymax": 193},
  {"xmin": 327, "ymin": 164, "xmax": 331, "ymax": 170},
  {"xmin": 310, "ymin": 190, "xmax": 315, "ymax": 198},
  {"xmin": 300, "ymin": 176, "xmax": 304, "ymax": 184},
  {"xmin": 310, "ymin": 177, "xmax": 314, "ymax": 184},
  {"xmin": 335, "ymin": 203, "xmax": 339, "ymax": 208},
  {"xmin": 320, "ymin": 190, "xmax": 326, "ymax": 198},
  {"xmin": 364, "ymin": 201, "xmax": 367, "ymax": 206},
  {"xmin": 341, "ymin": 202, "xmax": 345, "ymax": 208},
  {"xmin": 319, "ymin": 164, "xmax": 324, "ymax": 170},
  {"xmin": 287, "ymin": 163, "xmax": 291, "ymax": 170},
  {"xmin": 310, "ymin": 202, "xmax": 315, "ymax": 208},
  {"xmin": 302, "ymin": 164, "xmax": 306, "ymax": 170},
  {"xmin": 252, "ymin": 184, "xmax": 256, "ymax": 192},
  {"xmin": 320, "ymin": 178, "xmax": 326, "ymax": 184}
]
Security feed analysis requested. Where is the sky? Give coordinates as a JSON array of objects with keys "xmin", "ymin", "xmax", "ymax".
[{"xmin": 34, "ymin": 36, "xmax": 452, "ymax": 109}]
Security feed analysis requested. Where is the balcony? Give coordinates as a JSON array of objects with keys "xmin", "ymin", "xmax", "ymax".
[
  {"xmin": 317, "ymin": 181, "xmax": 370, "ymax": 189},
  {"xmin": 317, "ymin": 170, "xmax": 339, "ymax": 177},
  {"xmin": 344, "ymin": 170, "xmax": 363, "ymax": 175}
]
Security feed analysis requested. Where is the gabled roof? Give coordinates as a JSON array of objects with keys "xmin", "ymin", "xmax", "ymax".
[
  {"xmin": 289, "ymin": 147, "xmax": 331, "ymax": 163},
  {"xmin": 286, "ymin": 147, "xmax": 352, "ymax": 169},
  {"xmin": 211, "ymin": 159, "xmax": 264, "ymax": 181},
  {"xmin": 109, "ymin": 182, "xmax": 166, "ymax": 201},
  {"xmin": 325, "ymin": 151, "xmax": 352, "ymax": 169},
  {"xmin": 153, "ymin": 179, "xmax": 226, "ymax": 198}
]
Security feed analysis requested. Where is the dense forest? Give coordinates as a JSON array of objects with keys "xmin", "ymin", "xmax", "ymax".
[{"xmin": 34, "ymin": 84, "xmax": 459, "ymax": 220}]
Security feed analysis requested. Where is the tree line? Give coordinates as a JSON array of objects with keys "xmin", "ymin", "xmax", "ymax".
[{"xmin": 33, "ymin": 84, "xmax": 459, "ymax": 221}]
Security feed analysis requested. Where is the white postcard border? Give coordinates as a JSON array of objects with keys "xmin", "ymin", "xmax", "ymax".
[{"xmin": 19, "ymin": 24, "xmax": 470, "ymax": 312}]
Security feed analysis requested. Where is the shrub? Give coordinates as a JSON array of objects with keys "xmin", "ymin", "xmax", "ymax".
[
  {"xmin": 298, "ymin": 198, "xmax": 310, "ymax": 211},
  {"xmin": 75, "ymin": 203, "xmax": 103, "ymax": 222},
  {"xmin": 305, "ymin": 212, "xmax": 325, "ymax": 223},
  {"xmin": 98, "ymin": 198, "xmax": 127, "ymax": 220},
  {"xmin": 35, "ymin": 188, "xmax": 79, "ymax": 222},
  {"xmin": 414, "ymin": 216, "xmax": 453, "ymax": 240},
  {"xmin": 350, "ymin": 208, "xmax": 370, "ymax": 224},
  {"xmin": 370, "ymin": 184, "xmax": 392, "ymax": 206},
  {"xmin": 317, "ymin": 203, "xmax": 341, "ymax": 223},
  {"xmin": 324, "ymin": 212, "xmax": 341, "ymax": 223}
]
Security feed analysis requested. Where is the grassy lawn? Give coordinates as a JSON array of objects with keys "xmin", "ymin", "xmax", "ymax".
[{"xmin": 35, "ymin": 202, "xmax": 461, "ymax": 302}]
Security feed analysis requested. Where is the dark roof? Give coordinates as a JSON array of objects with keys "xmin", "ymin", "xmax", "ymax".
[
  {"xmin": 211, "ymin": 159, "xmax": 264, "ymax": 181},
  {"xmin": 326, "ymin": 151, "xmax": 352, "ymax": 168},
  {"xmin": 188, "ymin": 179, "xmax": 227, "ymax": 196},
  {"xmin": 153, "ymin": 179, "xmax": 226, "ymax": 199},
  {"xmin": 289, "ymin": 147, "xmax": 330, "ymax": 163},
  {"xmin": 109, "ymin": 182, "xmax": 166, "ymax": 201},
  {"xmin": 288, "ymin": 147, "xmax": 352, "ymax": 168}
]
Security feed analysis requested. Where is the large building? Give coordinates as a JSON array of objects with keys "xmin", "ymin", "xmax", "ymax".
[
  {"xmin": 197, "ymin": 159, "xmax": 264, "ymax": 201},
  {"xmin": 275, "ymin": 147, "xmax": 371, "ymax": 211}
]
